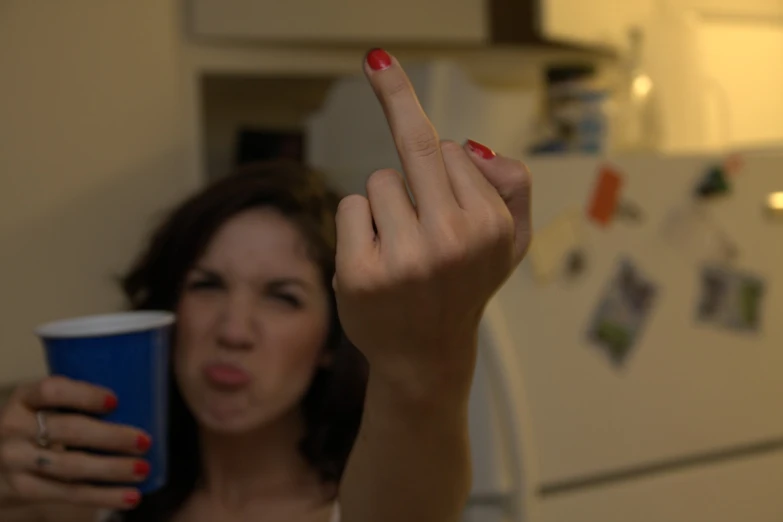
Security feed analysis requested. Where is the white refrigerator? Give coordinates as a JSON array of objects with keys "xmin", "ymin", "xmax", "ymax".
[{"xmin": 307, "ymin": 61, "xmax": 783, "ymax": 522}]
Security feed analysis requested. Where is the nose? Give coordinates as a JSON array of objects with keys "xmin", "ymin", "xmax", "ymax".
[{"xmin": 217, "ymin": 293, "xmax": 256, "ymax": 350}]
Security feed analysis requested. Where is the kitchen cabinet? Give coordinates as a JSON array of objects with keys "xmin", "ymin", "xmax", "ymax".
[
  {"xmin": 683, "ymin": 0, "xmax": 783, "ymax": 17},
  {"xmin": 189, "ymin": 0, "xmax": 782, "ymax": 51},
  {"xmin": 188, "ymin": 0, "xmax": 617, "ymax": 53},
  {"xmin": 538, "ymin": 0, "xmax": 783, "ymax": 52},
  {"xmin": 539, "ymin": 0, "xmax": 655, "ymax": 49},
  {"xmin": 189, "ymin": 0, "xmax": 488, "ymax": 45}
]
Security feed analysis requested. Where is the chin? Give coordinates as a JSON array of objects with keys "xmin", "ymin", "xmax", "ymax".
[
  {"xmin": 197, "ymin": 412, "xmax": 261, "ymax": 434},
  {"xmin": 188, "ymin": 390, "xmax": 297, "ymax": 435},
  {"xmin": 191, "ymin": 402, "xmax": 271, "ymax": 434},
  {"xmin": 189, "ymin": 396, "xmax": 263, "ymax": 434}
]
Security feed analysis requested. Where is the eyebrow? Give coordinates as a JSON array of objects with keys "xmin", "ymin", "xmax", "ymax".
[
  {"xmin": 267, "ymin": 277, "xmax": 313, "ymax": 291},
  {"xmin": 191, "ymin": 266, "xmax": 313, "ymax": 291},
  {"xmin": 190, "ymin": 266, "xmax": 221, "ymax": 278}
]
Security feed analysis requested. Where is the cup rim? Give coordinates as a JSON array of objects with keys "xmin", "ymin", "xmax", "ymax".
[{"xmin": 35, "ymin": 311, "xmax": 176, "ymax": 339}]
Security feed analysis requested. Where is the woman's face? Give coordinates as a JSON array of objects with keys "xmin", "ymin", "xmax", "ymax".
[{"xmin": 174, "ymin": 207, "xmax": 331, "ymax": 434}]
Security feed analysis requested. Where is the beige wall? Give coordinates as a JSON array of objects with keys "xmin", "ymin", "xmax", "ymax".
[
  {"xmin": 699, "ymin": 19, "xmax": 783, "ymax": 148},
  {"xmin": 0, "ymin": 1, "xmax": 200, "ymax": 385}
]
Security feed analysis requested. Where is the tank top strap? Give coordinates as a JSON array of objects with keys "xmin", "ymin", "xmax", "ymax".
[{"xmin": 330, "ymin": 501, "xmax": 341, "ymax": 522}]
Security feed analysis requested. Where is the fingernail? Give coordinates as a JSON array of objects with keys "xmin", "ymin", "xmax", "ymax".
[
  {"xmin": 366, "ymin": 48, "xmax": 392, "ymax": 71},
  {"xmin": 134, "ymin": 461, "xmax": 150, "ymax": 477},
  {"xmin": 104, "ymin": 395, "xmax": 118, "ymax": 410},
  {"xmin": 123, "ymin": 491, "xmax": 141, "ymax": 507},
  {"xmin": 136, "ymin": 434, "xmax": 152, "ymax": 452},
  {"xmin": 466, "ymin": 139, "xmax": 496, "ymax": 160}
]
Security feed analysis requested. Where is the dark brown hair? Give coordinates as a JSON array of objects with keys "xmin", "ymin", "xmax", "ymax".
[{"xmin": 119, "ymin": 161, "xmax": 368, "ymax": 522}]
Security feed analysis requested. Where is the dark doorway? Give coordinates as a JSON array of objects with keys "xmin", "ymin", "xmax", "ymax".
[{"xmin": 235, "ymin": 128, "xmax": 305, "ymax": 165}]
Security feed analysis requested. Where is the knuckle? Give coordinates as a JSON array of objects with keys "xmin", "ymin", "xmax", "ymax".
[
  {"xmin": 470, "ymin": 203, "xmax": 496, "ymax": 227},
  {"xmin": 0, "ymin": 415, "xmax": 13, "ymax": 439},
  {"xmin": 45, "ymin": 414, "xmax": 75, "ymax": 443},
  {"xmin": 105, "ymin": 457, "xmax": 134, "ymax": 481},
  {"xmin": 337, "ymin": 194, "xmax": 367, "ymax": 215},
  {"xmin": 434, "ymin": 240, "xmax": 468, "ymax": 268},
  {"xmin": 366, "ymin": 168, "xmax": 401, "ymax": 194},
  {"xmin": 390, "ymin": 249, "xmax": 431, "ymax": 282},
  {"xmin": 400, "ymin": 125, "xmax": 440, "ymax": 159},
  {"xmin": 432, "ymin": 214, "xmax": 468, "ymax": 258},
  {"xmin": 8, "ymin": 473, "xmax": 35, "ymax": 498},
  {"xmin": 519, "ymin": 160, "xmax": 532, "ymax": 178},
  {"xmin": 482, "ymin": 208, "xmax": 514, "ymax": 241},
  {"xmin": 7, "ymin": 384, "xmax": 28, "ymax": 404},
  {"xmin": 71, "ymin": 483, "xmax": 107, "ymax": 504},
  {"xmin": 58, "ymin": 451, "xmax": 89, "ymax": 478},
  {"xmin": 439, "ymin": 139, "xmax": 463, "ymax": 155},
  {"xmin": 0, "ymin": 441, "xmax": 15, "ymax": 468},
  {"xmin": 38, "ymin": 376, "xmax": 68, "ymax": 404},
  {"xmin": 512, "ymin": 160, "xmax": 532, "ymax": 189},
  {"xmin": 385, "ymin": 77, "xmax": 410, "ymax": 99},
  {"xmin": 337, "ymin": 261, "xmax": 381, "ymax": 295},
  {"xmin": 392, "ymin": 261, "xmax": 430, "ymax": 284},
  {"xmin": 340, "ymin": 279, "xmax": 376, "ymax": 298},
  {"xmin": 0, "ymin": 410, "xmax": 26, "ymax": 439}
]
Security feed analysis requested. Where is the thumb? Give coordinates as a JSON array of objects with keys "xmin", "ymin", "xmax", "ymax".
[{"xmin": 464, "ymin": 140, "xmax": 533, "ymax": 260}]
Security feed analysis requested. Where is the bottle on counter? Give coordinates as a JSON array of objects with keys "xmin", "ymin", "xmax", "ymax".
[
  {"xmin": 529, "ymin": 63, "xmax": 612, "ymax": 156},
  {"xmin": 610, "ymin": 27, "xmax": 663, "ymax": 153}
]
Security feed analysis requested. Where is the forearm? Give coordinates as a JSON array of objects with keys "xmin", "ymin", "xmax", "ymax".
[
  {"xmin": 0, "ymin": 498, "xmax": 95, "ymax": 522},
  {"xmin": 1, "ymin": 479, "xmax": 96, "ymax": 522},
  {"xmin": 340, "ymin": 341, "xmax": 476, "ymax": 522},
  {"xmin": 0, "ymin": 496, "xmax": 46, "ymax": 522}
]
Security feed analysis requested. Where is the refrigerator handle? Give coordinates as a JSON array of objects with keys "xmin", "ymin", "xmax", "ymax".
[{"xmin": 479, "ymin": 298, "xmax": 542, "ymax": 522}]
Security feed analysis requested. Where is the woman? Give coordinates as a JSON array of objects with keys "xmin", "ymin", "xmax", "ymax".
[{"xmin": 0, "ymin": 49, "xmax": 532, "ymax": 522}]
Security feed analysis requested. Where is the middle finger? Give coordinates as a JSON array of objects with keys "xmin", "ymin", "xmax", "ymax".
[{"xmin": 364, "ymin": 49, "xmax": 456, "ymax": 218}]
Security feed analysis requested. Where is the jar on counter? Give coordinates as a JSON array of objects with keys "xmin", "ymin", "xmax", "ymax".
[{"xmin": 529, "ymin": 64, "xmax": 611, "ymax": 156}]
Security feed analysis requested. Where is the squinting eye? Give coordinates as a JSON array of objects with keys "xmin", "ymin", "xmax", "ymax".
[
  {"xmin": 275, "ymin": 293, "xmax": 302, "ymax": 308},
  {"xmin": 187, "ymin": 278, "xmax": 222, "ymax": 291}
]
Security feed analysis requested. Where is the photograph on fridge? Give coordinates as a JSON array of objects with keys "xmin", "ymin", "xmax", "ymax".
[
  {"xmin": 588, "ymin": 257, "xmax": 658, "ymax": 366},
  {"xmin": 696, "ymin": 264, "xmax": 765, "ymax": 333}
]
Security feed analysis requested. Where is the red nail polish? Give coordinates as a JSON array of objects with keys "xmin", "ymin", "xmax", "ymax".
[
  {"xmin": 136, "ymin": 434, "xmax": 152, "ymax": 452},
  {"xmin": 466, "ymin": 139, "xmax": 496, "ymax": 160},
  {"xmin": 366, "ymin": 48, "xmax": 392, "ymax": 71},
  {"xmin": 123, "ymin": 491, "xmax": 141, "ymax": 507},
  {"xmin": 104, "ymin": 395, "xmax": 118, "ymax": 410},
  {"xmin": 134, "ymin": 461, "xmax": 151, "ymax": 477}
]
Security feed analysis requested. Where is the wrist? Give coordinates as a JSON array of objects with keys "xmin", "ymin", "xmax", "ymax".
[
  {"xmin": 366, "ymin": 338, "xmax": 478, "ymax": 412},
  {"xmin": 364, "ymin": 374, "xmax": 471, "ymax": 441}
]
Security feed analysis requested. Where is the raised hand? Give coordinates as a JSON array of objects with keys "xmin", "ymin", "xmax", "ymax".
[
  {"xmin": 333, "ymin": 48, "xmax": 532, "ymax": 392},
  {"xmin": 335, "ymin": 49, "xmax": 532, "ymax": 522}
]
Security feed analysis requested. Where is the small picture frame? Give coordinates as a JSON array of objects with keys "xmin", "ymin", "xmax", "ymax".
[
  {"xmin": 587, "ymin": 257, "xmax": 658, "ymax": 366},
  {"xmin": 696, "ymin": 264, "xmax": 765, "ymax": 333}
]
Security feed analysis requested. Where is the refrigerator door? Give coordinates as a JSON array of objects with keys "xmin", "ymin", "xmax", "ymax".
[
  {"xmin": 465, "ymin": 302, "xmax": 540, "ymax": 522},
  {"xmin": 469, "ymin": 331, "xmax": 513, "ymax": 498},
  {"xmin": 497, "ymin": 154, "xmax": 783, "ymax": 487},
  {"xmin": 463, "ymin": 505, "xmax": 512, "ymax": 522}
]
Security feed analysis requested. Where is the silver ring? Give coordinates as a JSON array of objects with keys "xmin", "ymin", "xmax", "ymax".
[{"xmin": 35, "ymin": 411, "xmax": 51, "ymax": 449}]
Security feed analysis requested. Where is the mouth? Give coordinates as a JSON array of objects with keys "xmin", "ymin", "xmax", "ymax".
[{"xmin": 202, "ymin": 362, "xmax": 252, "ymax": 388}]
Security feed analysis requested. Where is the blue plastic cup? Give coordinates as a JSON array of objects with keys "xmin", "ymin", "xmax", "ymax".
[{"xmin": 35, "ymin": 311, "xmax": 175, "ymax": 494}]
